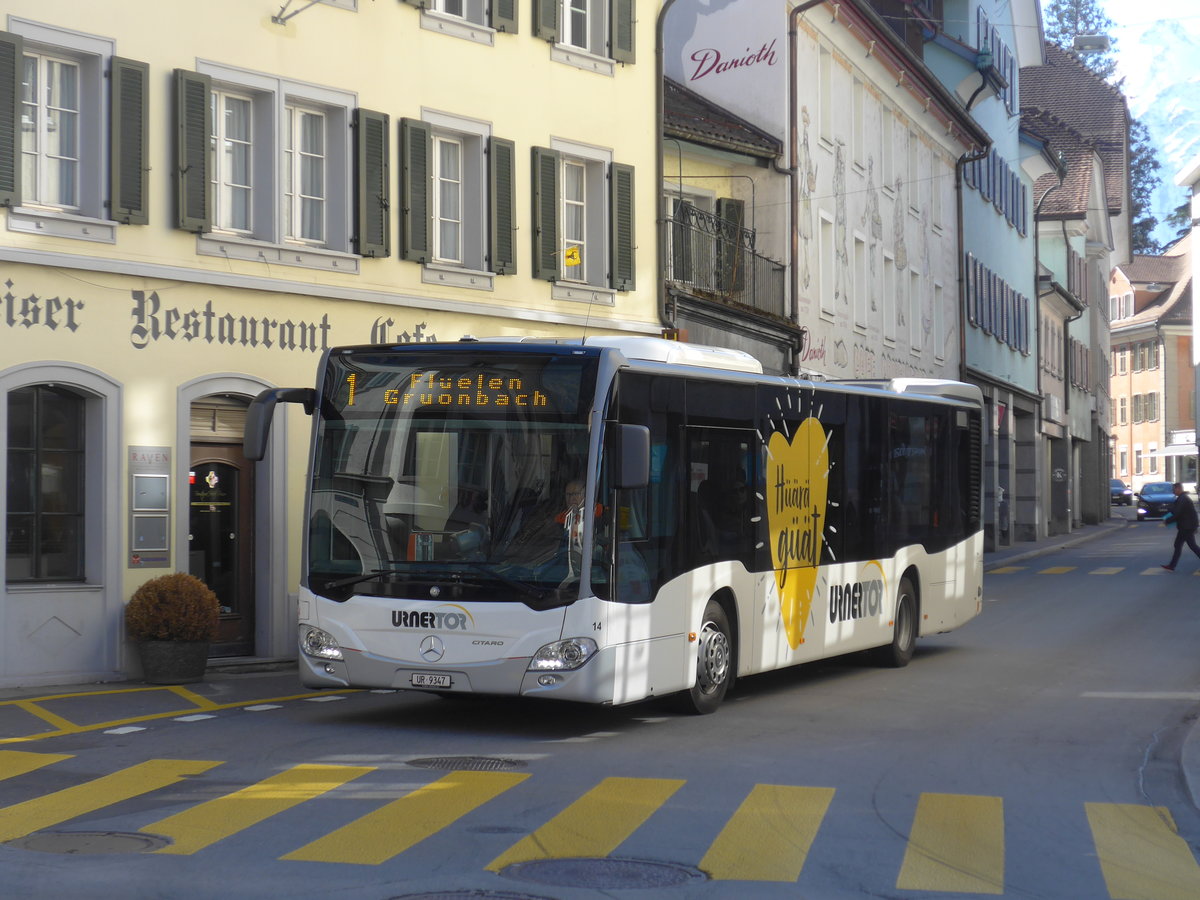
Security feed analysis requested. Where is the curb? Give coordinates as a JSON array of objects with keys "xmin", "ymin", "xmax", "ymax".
[{"xmin": 983, "ymin": 519, "xmax": 1129, "ymax": 572}]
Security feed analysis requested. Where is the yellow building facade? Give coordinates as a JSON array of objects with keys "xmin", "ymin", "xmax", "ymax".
[{"xmin": 0, "ymin": 0, "xmax": 661, "ymax": 685}]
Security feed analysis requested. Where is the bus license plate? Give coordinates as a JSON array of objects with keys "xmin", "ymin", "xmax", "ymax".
[{"xmin": 411, "ymin": 672, "xmax": 451, "ymax": 688}]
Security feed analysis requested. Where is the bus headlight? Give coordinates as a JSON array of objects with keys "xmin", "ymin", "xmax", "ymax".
[
  {"xmin": 528, "ymin": 637, "xmax": 598, "ymax": 672},
  {"xmin": 301, "ymin": 627, "xmax": 344, "ymax": 661}
]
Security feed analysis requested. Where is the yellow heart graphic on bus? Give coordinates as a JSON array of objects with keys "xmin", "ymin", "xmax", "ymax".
[{"xmin": 767, "ymin": 417, "xmax": 829, "ymax": 650}]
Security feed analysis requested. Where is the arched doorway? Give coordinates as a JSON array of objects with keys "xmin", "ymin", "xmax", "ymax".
[{"xmin": 189, "ymin": 396, "xmax": 255, "ymax": 656}]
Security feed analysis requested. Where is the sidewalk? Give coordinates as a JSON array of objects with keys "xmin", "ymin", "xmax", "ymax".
[
  {"xmin": 984, "ymin": 514, "xmax": 1128, "ymax": 571},
  {"xmin": 985, "ymin": 512, "xmax": 1200, "ymax": 812}
]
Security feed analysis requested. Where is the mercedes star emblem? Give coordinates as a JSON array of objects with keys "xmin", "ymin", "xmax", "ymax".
[{"xmin": 419, "ymin": 635, "xmax": 445, "ymax": 662}]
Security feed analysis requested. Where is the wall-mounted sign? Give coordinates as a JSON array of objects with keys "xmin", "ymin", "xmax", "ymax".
[{"xmin": 129, "ymin": 446, "xmax": 171, "ymax": 568}]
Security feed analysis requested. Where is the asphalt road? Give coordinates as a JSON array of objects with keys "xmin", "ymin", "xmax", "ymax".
[{"xmin": 2, "ymin": 519, "xmax": 1200, "ymax": 899}]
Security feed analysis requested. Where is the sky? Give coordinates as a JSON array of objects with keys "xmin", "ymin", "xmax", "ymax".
[{"xmin": 1099, "ymin": 0, "xmax": 1200, "ymax": 246}]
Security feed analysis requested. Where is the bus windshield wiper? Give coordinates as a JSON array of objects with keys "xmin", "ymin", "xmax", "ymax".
[{"xmin": 454, "ymin": 562, "xmax": 548, "ymax": 599}]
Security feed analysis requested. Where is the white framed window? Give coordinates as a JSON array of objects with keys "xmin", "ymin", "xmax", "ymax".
[
  {"xmin": 853, "ymin": 233, "xmax": 867, "ymax": 328},
  {"xmin": 819, "ymin": 212, "xmax": 835, "ymax": 317},
  {"xmin": 540, "ymin": 0, "xmax": 633, "ymax": 73},
  {"xmin": 883, "ymin": 253, "xmax": 896, "ymax": 342},
  {"xmin": 20, "ymin": 51, "xmax": 80, "ymax": 211},
  {"xmin": 851, "ymin": 79, "xmax": 864, "ymax": 169},
  {"xmin": 4, "ymin": 21, "xmax": 134, "ymax": 242},
  {"xmin": 909, "ymin": 270, "xmax": 922, "ymax": 352},
  {"xmin": 189, "ymin": 62, "xmax": 355, "ymax": 270},
  {"xmin": 402, "ymin": 112, "xmax": 511, "ymax": 283},
  {"xmin": 211, "ymin": 89, "xmax": 254, "ymax": 235},
  {"xmin": 564, "ymin": 0, "xmax": 593, "ymax": 50},
  {"xmin": 880, "ymin": 107, "xmax": 894, "ymax": 192},
  {"xmin": 561, "ymin": 158, "xmax": 587, "ymax": 283},
  {"xmin": 419, "ymin": 0, "xmax": 501, "ymax": 45},
  {"xmin": 818, "ymin": 46, "xmax": 833, "ymax": 145},
  {"xmin": 1149, "ymin": 444, "xmax": 1159, "ymax": 474},
  {"xmin": 907, "ymin": 130, "xmax": 919, "ymax": 213},
  {"xmin": 284, "ymin": 105, "xmax": 326, "ymax": 245},
  {"xmin": 933, "ymin": 282, "xmax": 945, "ymax": 360},
  {"xmin": 433, "ymin": 134, "xmax": 464, "ymax": 264},
  {"xmin": 532, "ymin": 139, "xmax": 632, "ymax": 297}
]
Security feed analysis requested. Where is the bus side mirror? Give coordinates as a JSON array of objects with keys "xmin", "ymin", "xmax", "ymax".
[
  {"xmin": 615, "ymin": 424, "xmax": 650, "ymax": 489},
  {"xmin": 244, "ymin": 387, "xmax": 316, "ymax": 461}
]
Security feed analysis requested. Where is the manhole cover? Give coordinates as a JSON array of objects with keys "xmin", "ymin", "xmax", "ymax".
[
  {"xmin": 500, "ymin": 857, "xmax": 707, "ymax": 890},
  {"xmin": 7, "ymin": 831, "xmax": 170, "ymax": 855},
  {"xmin": 390, "ymin": 893, "xmax": 556, "ymax": 900},
  {"xmin": 407, "ymin": 756, "xmax": 526, "ymax": 771}
]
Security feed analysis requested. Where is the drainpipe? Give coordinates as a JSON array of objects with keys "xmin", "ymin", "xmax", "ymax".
[
  {"xmin": 657, "ymin": 1, "xmax": 680, "ymax": 333},
  {"xmin": 955, "ymin": 145, "xmax": 991, "ymax": 382},
  {"xmin": 788, "ymin": 0, "xmax": 829, "ymax": 373}
]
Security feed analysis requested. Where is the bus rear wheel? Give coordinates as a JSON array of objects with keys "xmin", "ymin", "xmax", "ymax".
[
  {"xmin": 678, "ymin": 600, "xmax": 733, "ymax": 714},
  {"xmin": 875, "ymin": 577, "xmax": 917, "ymax": 668}
]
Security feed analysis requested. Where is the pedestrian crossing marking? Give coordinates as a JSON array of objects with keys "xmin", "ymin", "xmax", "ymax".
[
  {"xmin": 896, "ymin": 792, "xmax": 1004, "ymax": 894},
  {"xmin": 485, "ymin": 776, "xmax": 684, "ymax": 872},
  {"xmin": 0, "ymin": 749, "xmax": 72, "ymax": 782},
  {"xmin": 988, "ymin": 566, "xmax": 1026, "ymax": 574},
  {"xmin": 1087, "ymin": 803, "xmax": 1200, "ymax": 900},
  {"xmin": 1090, "ymin": 567, "xmax": 1124, "ymax": 575},
  {"xmin": 283, "ymin": 769, "xmax": 529, "ymax": 865},
  {"xmin": 699, "ymin": 784, "xmax": 834, "ymax": 881},
  {"xmin": 0, "ymin": 758, "xmax": 221, "ymax": 843},
  {"xmin": 1038, "ymin": 566, "xmax": 1076, "ymax": 574},
  {"xmin": 143, "ymin": 763, "xmax": 375, "ymax": 855},
  {"xmin": 5, "ymin": 753, "xmax": 1200, "ymax": 898}
]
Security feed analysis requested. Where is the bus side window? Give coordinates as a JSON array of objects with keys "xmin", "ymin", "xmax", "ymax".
[{"xmin": 614, "ymin": 373, "xmax": 684, "ymax": 602}]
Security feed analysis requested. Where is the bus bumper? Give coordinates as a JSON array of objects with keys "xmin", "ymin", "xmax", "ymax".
[{"xmin": 297, "ymin": 639, "xmax": 622, "ymax": 705}]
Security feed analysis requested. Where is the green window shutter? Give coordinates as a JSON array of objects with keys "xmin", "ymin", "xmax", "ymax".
[
  {"xmin": 671, "ymin": 201, "xmax": 694, "ymax": 284},
  {"xmin": 610, "ymin": 163, "xmax": 635, "ymax": 291},
  {"xmin": 109, "ymin": 57, "xmax": 149, "ymax": 225},
  {"xmin": 0, "ymin": 31, "xmax": 24, "ymax": 208},
  {"xmin": 354, "ymin": 107, "xmax": 390, "ymax": 258},
  {"xmin": 716, "ymin": 197, "xmax": 745, "ymax": 293},
  {"xmin": 492, "ymin": 0, "xmax": 518, "ymax": 33},
  {"xmin": 400, "ymin": 118, "xmax": 431, "ymax": 263},
  {"xmin": 531, "ymin": 146, "xmax": 560, "ymax": 281},
  {"xmin": 533, "ymin": 0, "xmax": 558, "ymax": 43},
  {"xmin": 489, "ymin": 136, "xmax": 516, "ymax": 275},
  {"xmin": 611, "ymin": 0, "xmax": 635, "ymax": 63},
  {"xmin": 173, "ymin": 69, "xmax": 211, "ymax": 233}
]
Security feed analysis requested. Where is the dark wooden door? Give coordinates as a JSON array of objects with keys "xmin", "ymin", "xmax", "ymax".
[{"xmin": 189, "ymin": 444, "xmax": 255, "ymax": 656}]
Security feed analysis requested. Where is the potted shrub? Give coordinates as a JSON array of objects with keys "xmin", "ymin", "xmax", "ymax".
[{"xmin": 125, "ymin": 572, "xmax": 220, "ymax": 684}]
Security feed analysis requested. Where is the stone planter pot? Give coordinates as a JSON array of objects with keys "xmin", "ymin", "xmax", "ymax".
[{"xmin": 137, "ymin": 640, "xmax": 210, "ymax": 685}]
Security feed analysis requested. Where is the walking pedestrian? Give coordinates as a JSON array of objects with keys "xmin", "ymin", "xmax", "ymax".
[{"xmin": 1160, "ymin": 482, "xmax": 1200, "ymax": 571}]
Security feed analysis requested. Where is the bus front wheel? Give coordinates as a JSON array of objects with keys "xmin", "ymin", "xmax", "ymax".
[
  {"xmin": 678, "ymin": 600, "xmax": 733, "ymax": 714},
  {"xmin": 875, "ymin": 577, "xmax": 917, "ymax": 668}
]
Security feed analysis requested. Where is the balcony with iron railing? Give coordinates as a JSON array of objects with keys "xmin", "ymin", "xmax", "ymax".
[{"xmin": 664, "ymin": 205, "xmax": 787, "ymax": 319}]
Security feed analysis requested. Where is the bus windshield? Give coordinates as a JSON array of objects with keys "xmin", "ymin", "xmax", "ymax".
[{"xmin": 308, "ymin": 348, "xmax": 600, "ymax": 606}]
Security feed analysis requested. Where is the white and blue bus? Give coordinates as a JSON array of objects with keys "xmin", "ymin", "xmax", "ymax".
[{"xmin": 245, "ymin": 336, "xmax": 983, "ymax": 713}]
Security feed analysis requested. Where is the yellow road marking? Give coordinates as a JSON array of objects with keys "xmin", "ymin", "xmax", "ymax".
[
  {"xmin": 0, "ymin": 758, "xmax": 222, "ymax": 842},
  {"xmin": 896, "ymin": 793, "xmax": 1004, "ymax": 894},
  {"xmin": 700, "ymin": 784, "xmax": 834, "ymax": 881},
  {"xmin": 485, "ymin": 776, "xmax": 684, "ymax": 872},
  {"xmin": 284, "ymin": 769, "xmax": 528, "ymax": 865},
  {"xmin": 165, "ymin": 685, "xmax": 221, "ymax": 711},
  {"xmin": 0, "ymin": 749, "xmax": 72, "ymax": 782},
  {"xmin": 12, "ymin": 700, "xmax": 77, "ymax": 732},
  {"xmin": 1090, "ymin": 567, "xmax": 1123, "ymax": 575},
  {"xmin": 1087, "ymin": 803, "xmax": 1200, "ymax": 900},
  {"xmin": 1038, "ymin": 566, "xmax": 1075, "ymax": 575},
  {"xmin": 0, "ymin": 689, "xmax": 348, "ymax": 745},
  {"xmin": 144, "ymin": 763, "xmax": 374, "ymax": 855},
  {"xmin": 987, "ymin": 566, "xmax": 1025, "ymax": 574}
]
